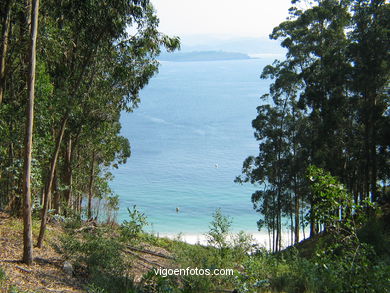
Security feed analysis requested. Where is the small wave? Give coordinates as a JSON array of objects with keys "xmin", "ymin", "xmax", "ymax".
[{"xmin": 144, "ymin": 115, "xmax": 170, "ymax": 125}]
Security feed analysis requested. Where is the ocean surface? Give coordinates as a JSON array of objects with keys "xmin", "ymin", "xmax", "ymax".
[{"xmin": 110, "ymin": 58, "xmax": 273, "ymax": 234}]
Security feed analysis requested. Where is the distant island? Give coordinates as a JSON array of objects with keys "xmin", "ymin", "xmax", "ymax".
[{"xmin": 158, "ymin": 50, "xmax": 253, "ymax": 62}]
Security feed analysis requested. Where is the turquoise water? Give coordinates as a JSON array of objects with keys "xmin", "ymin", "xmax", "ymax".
[{"xmin": 111, "ymin": 58, "xmax": 272, "ymax": 234}]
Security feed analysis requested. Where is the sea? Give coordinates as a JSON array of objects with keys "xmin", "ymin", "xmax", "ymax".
[{"xmin": 110, "ymin": 58, "xmax": 274, "ymax": 235}]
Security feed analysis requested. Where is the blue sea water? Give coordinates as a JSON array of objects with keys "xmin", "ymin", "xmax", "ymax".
[{"xmin": 110, "ymin": 58, "xmax": 273, "ymax": 234}]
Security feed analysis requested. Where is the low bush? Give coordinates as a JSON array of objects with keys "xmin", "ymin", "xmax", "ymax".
[
  {"xmin": 61, "ymin": 229, "xmax": 134, "ymax": 293},
  {"xmin": 121, "ymin": 205, "xmax": 148, "ymax": 243}
]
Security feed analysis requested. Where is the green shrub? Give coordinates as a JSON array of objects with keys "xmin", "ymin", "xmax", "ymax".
[
  {"xmin": 61, "ymin": 229, "xmax": 133, "ymax": 293},
  {"xmin": 63, "ymin": 214, "xmax": 83, "ymax": 230},
  {"xmin": 86, "ymin": 284, "xmax": 107, "ymax": 293},
  {"xmin": 234, "ymin": 254, "xmax": 271, "ymax": 293},
  {"xmin": 358, "ymin": 214, "xmax": 390, "ymax": 257},
  {"xmin": 121, "ymin": 205, "xmax": 148, "ymax": 241},
  {"xmin": 231, "ymin": 231, "xmax": 255, "ymax": 262},
  {"xmin": 140, "ymin": 270, "xmax": 180, "ymax": 293},
  {"xmin": 206, "ymin": 208, "xmax": 232, "ymax": 251}
]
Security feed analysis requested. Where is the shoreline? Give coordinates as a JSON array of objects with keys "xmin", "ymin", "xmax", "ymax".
[
  {"xmin": 155, "ymin": 231, "xmax": 308, "ymax": 250},
  {"xmin": 157, "ymin": 231, "xmax": 270, "ymax": 248}
]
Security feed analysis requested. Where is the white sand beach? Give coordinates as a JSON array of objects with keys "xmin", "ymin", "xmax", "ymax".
[
  {"xmin": 158, "ymin": 232, "xmax": 270, "ymax": 248},
  {"xmin": 157, "ymin": 231, "xmax": 308, "ymax": 250}
]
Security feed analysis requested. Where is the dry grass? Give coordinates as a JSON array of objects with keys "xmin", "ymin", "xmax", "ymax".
[{"xmin": 0, "ymin": 212, "xmax": 84, "ymax": 293}]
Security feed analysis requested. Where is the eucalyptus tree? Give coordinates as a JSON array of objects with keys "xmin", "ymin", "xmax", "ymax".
[
  {"xmin": 35, "ymin": 0, "xmax": 179, "ymax": 247},
  {"xmin": 22, "ymin": 0, "xmax": 40, "ymax": 265},
  {"xmin": 348, "ymin": 0, "xmax": 390, "ymax": 203},
  {"xmin": 236, "ymin": 96, "xmax": 300, "ymax": 251},
  {"xmin": 0, "ymin": 0, "xmax": 33, "ymax": 213},
  {"xmin": 238, "ymin": 0, "xmax": 389, "ymax": 247}
]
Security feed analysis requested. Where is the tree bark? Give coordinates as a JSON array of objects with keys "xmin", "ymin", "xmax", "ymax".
[
  {"xmin": 294, "ymin": 191, "xmax": 300, "ymax": 244},
  {"xmin": 87, "ymin": 150, "xmax": 95, "ymax": 219},
  {"xmin": 63, "ymin": 136, "xmax": 73, "ymax": 213},
  {"xmin": 290, "ymin": 199, "xmax": 293, "ymax": 246},
  {"xmin": 309, "ymin": 196, "xmax": 318, "ymax": 237},
  {"xmin": 22, "ymin": 0, "xmax": 39, "ymax": 265},
  {"xmin": 0, "ymin": 0, "xmax": 12, "ymax": 105},
  {"xmin": 52, "ymin": 169, "xmax": 60, "ymax": 214},
  {"xmin": 37, "ymin": 115, "xmax": 67, "ymax": 248},
  {"xmin": 369, "ymin": 94, "xmax": 378, "ymax": 202}
]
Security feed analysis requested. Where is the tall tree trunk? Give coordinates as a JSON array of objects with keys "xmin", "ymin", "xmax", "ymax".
[
  {"xmin": 369, "ymin": 94, "xmax": 378, "ymax": 202},
  {"xmin": 363, "ymin": 98, "xmax": 370, "ymax": 201},
  {"xmin": 272, "ymin": 195, "xmax": 276, "ymax": 252},
  {"xmin": 6, "ymin": 132, "xmax": 14, "ymax": 208},
  {"xmin": 37, "ymin": 115, "xmax": 67, "ymax": 248},
  {"xmin": 301, "ymin": 199, "xmax": 306, "ymax": 240},
  {"xmin": 278, "ymin": 211, "xmax": 282, "ymax": 251},
  {"xmin": 0, "ymin": 0, "xmax": 12, "ymax": 105},
  {"xmin": 294, "ymin": 191, "xmax": 300, "ymax": 244},
  {"xmin": 309, "ymin": 196, "xmax": 318, "ymax": 237},
  {"xmin": 87, "ymin": 151, "xmax": 95, "ymax": 219},
  {"xmin": 275, "ymin": 210, "xmax": 280, "ymax": 252},
  {"xmin": 52, "ymin": 169, "xmax": 59, "ymax": 213},
  {"xmin": 22, "ymin": 0, "xmax": 39, "ymax": 265},
  {"xmin": 63, "ymin": 136, "xmax": 73, "ymax": 213},
  {"xmin": 290, "ymin": 199, "xmax": 293, "ymax": 246}
]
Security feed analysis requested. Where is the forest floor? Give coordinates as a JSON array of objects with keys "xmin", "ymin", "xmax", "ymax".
[
  {"xmin": 0, "ymin": 212, "xmax": 174, "ymax": 292},
  {"xmin": 0, "ymin": 212, "xmax": 85, "ymax": 292}
]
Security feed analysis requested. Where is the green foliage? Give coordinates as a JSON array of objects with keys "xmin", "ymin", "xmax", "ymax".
[
  {"xmin": 61, "ymin": 229, "xmax": 133, "ymax": 293},
  {"xmin": 358, "ymin": 214, "xmax": 390, "ymax": 257},
  {"xmin": 234, "ymin": 241, "xmax": 390, "ymax": 293},
  {"xmin": 310, "ymin": 242, "xmax": 389, "ymax": 293},
  {"xmin": 173, "ymin": 244, "xmax": 221, "ymax": 292},
  {"xmin": 63, "ymin": 212, "xmax": 83, "ymax": 230},
  {"xmin": 86, "ymin": 284, "xmax": 107, "ymax": 293},
  {"xmin": 0, "ymin": 0, "xmax": 180, "ymax": 220},
  {"xmin": 121, "ymin": 205, "xmax": 149, "ymax": 241},
  {"xmin": 238, "ymin": 0, "xmax": 390, "ymax": 252},
  {"xmin": 102, "ymin": 195, "xmax": 120, "ymax": 224},
  {"xmin": 164, "ymin": 213, "xmax": 257, "ymax": 292},
  {"xmin": 307, "ymin": 165, "xmax": 355, "ymax": 230},
  {"xmin": 231, "ymin": 231, "xmax": 255, "ymax": 262},
  {"xmin": 233, "ymin": 253, "xmax": 272, "ymax": 293},
  {"xmin": 233, "ymin": 167, "xmax": 390, "ymax": 292},
  {"xmin": 140, "ymin": 270, "xmax": 180, "ymax": 293},
  {"xmin": 206, "ymin": 208, "xmax": 232, "ymax": 251}
]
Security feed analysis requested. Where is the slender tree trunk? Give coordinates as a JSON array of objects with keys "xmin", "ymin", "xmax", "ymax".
[
  {"xmin": 290, "ymin": 199, "xmax": 293, "ymax": 246},
  {"xmin": 369, "ymin": 94, "xmax": 378, "ymax": 202},
  {"xmin": 294, "ymin": 191, "xmax": 300, "ymax": 244},
  {"xmin": 52, "ymin": 169, "xmax": 60, "ymax": 214},
  {"xmin": 278, "ymin": 211, "xmax": 282, "ymax": 251},
  {"xmin": 63, "ymin": 136, "xmax": 73, "ymax": 213},
  {"xmin": 267, "ymin": 227, "xmax": 271, "ymax": 251},
  {"xmin": 272, "ymin": 222, "xmax": 275, "ymax": 253},
  {"xmin": 363, "ymin": 99, "xmax": 370, "ymax": 201},
  {"xmin": 309, "ymin": 197, "xmax": 317, "ymax": 237},
  {"xmin": 301, "ymin": 202, "xmax": 306, "ymax": 240},
  {"xmin": 87, "ymin": 151, "xmax": 95, "ymax": 219},
  {"xmin": 272, "ymin": 195, "xmax": 276, "ymax": 252},
  {"xmin": 22, "ymin": 0, "xmax": 39, "ymax": 265},
  {"xmin": 0, "ymin": 0, "xmax": 12, "ymax": 105},
  {"xmin": 37, "ymin": 115, "xmax": 67, "ymax": 248},
  {"xmin": 6, "ymin": 134, "xmax": 14, "ymax": 208},
  {"xmin": 78, "ymin": 194, "xmax": 83, "ymax": 214},
  {"xmin": 275, "ymin": 210, "xmax": 280, "ymax": 252}
]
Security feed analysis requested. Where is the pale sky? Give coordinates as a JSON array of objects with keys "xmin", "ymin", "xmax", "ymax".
[{"xmin": 151, "ymin": 0, "xmax": 293, "ymax": 38}]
